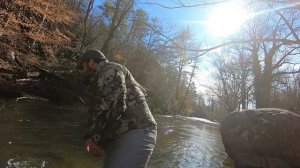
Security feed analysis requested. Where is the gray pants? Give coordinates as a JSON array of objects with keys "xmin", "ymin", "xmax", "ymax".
[{"xmin": 104, "ymin": 126, "xmax": 157, "ymax": 168}]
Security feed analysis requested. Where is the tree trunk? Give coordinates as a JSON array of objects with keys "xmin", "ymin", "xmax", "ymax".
[
  {"xmin": 180, "ymin": 62, "xmax": 196, "ymax": 114},
  {"xmin": 175, "ymin": 61, "xmax": 183, "ymax": 100},
  {"xmin": 252, "ymin": 43, "xmax": 273, "ymax": 108},
  {"xmin": 80, "ymin": 0, "xmax": 94, "ymax": 54},
  {"xmin": 254, "ymin": 76, "xmax": 270, "ymax": 108},
  {"xmin": 254, "ymin": 62, "xmax": 273, "ymax": 108},
  {"xmin": 240, "ymin": 55, "xmax": 247, "ymax": 109}
]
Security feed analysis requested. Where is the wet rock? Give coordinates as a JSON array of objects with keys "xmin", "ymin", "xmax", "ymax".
[
  {"xmin": 235, "ymin": 153, "xmax": 289, "ymax": 168},
  {"xmin": 220, "ymin": 108, "xmax": 300, "ymax": 168}
]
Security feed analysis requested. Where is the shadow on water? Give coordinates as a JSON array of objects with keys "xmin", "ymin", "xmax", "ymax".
[{"xmin": 0, "ymin": 100, "xmax": 234, "ymax": 168}]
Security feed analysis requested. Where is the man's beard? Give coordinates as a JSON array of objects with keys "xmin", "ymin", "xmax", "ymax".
[{"xmin": 82, "ymin": 73, "xmax": 93, "ymax": 85}]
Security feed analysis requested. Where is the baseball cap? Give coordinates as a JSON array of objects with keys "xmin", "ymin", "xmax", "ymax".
[{"xmin": 77, "ymin": 49, "xmax": 107, "ymax": 70}]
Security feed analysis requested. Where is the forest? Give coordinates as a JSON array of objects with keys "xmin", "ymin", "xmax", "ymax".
[{"xmin": 1, "ymin": 0, "xmax": 300, "ymax": 121}]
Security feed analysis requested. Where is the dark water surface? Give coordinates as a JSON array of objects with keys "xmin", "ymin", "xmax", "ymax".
[{"xmin": 0, "ymin": 100, "xmax": 234, "ymax": 168}]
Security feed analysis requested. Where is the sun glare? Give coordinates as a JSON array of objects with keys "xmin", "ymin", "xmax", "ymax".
[{"xmin": 206, "ymin": 2, "xmax": 249, "ymax": 37}]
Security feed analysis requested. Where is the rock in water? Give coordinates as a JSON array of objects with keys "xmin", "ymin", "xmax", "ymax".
[{"xmin": 220, "ymin": 108, "xmax": 300, "ymax": 168}]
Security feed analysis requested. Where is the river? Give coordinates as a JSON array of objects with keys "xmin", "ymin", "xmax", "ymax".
[{"xmin": 0, "ymin": 100, "xmax": 234, "ymax": 168}]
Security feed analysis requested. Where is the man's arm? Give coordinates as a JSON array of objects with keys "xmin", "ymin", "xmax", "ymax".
[{"xmin": 86, "ymin": 67, "xmax": 127, "ymax": 146}]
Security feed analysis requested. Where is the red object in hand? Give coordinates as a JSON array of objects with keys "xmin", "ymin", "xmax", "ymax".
[{"xmin": 85, "ymin": 138, "xmax": 104, "ymax": 157}]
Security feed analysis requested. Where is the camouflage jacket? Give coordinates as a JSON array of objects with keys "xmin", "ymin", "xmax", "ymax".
[{"xmin": 85, "ymin": 61, "xmax": 157, "ymax": 147}]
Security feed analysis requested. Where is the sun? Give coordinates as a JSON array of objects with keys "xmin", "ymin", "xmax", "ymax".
[{"xmin": 206, "ymin": 2, "xmax": 249, "ymax": 37}]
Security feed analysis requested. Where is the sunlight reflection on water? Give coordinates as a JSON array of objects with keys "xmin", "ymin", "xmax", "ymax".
[{"xmin": 148, "ymin": 115, "xmax": 234, "ymax": 168}]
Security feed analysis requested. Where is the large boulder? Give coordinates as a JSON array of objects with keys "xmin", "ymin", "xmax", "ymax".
[{"xmin": 221, "ymin": 108, "xmax": 300, "ymax": 168}]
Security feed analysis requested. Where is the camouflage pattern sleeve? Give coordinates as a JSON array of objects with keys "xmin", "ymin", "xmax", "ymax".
[{"xmin": 86, "ymin": 67, "xmax": 127, "ymax": 146}]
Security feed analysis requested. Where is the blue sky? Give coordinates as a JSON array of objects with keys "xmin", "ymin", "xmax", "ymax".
[
  {"xmin": 137, "ymin": 0, "xmax": 208, "ymax": 37},
  {"xmin": 136, "ymin": 0, "xmax": 218, "ymax": 44}
]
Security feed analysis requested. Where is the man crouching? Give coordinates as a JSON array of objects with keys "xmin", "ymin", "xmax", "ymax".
[{"xmin": 77, "ymin": 49, "xmax": 157, "ymax": 168}]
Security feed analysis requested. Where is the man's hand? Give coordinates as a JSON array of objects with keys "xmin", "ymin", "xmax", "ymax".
[{"xmin": 85, "ymin": 138, "xmax": 104, "ymax": 157}]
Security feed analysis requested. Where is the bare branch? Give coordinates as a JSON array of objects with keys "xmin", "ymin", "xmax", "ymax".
[
  {"xmin": 272, "ymin": 69, "xmax": 300, "ymax": 78},
  {"xmin": 267, "ymin": 2, "xmax": 300, "ymax": 41},
  {"xmin": 141, "ymin": 0, "xmax": 229, "ymax": 9},
  {"xmin": 163, "ymin": 37, "xmax": 299, "ymax": 53},
  {"xmin": 273, "ymin": 46, "xmax": 300, "ymax": 70}
]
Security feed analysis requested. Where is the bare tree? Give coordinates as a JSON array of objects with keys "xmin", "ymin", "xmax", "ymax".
[
  {"xmin": 180, "ymin": 62, "xmax": 197, "ymax": 114},
  {"xmin": 170, "ymin": 27, "xmax": 197, "ymax": 101},
  {"xmin": 241, "ymin": 8, "xmax": 300, "ymax": 108},
  {"xmin": 101, "ymin": 0, "xmax": 135, "ymax": 56},
  {"xmin": 209, "ymin": 52, "xmax": 252, "ymax": 113}
]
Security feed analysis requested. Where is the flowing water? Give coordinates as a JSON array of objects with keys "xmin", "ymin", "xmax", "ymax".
[{"xmin": 0, "ymin": 100, "xmax": 234, "ymax": 168}]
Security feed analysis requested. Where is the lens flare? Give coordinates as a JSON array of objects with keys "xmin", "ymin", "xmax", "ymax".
[{"xmin": 206, "ymin": 2, "xmax": 249, "ymax": 37}]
